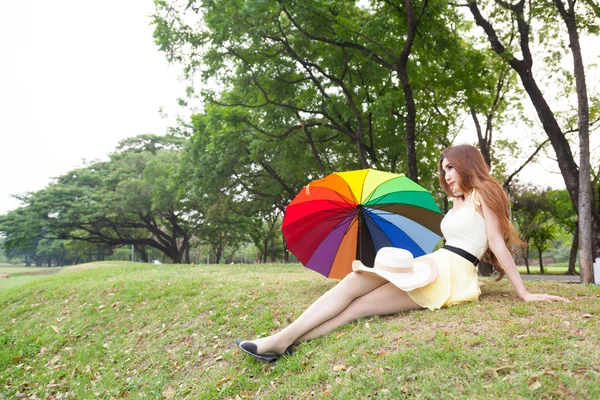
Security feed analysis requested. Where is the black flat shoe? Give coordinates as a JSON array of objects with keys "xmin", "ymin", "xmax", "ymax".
[{"xmin": 235, "ymin": 338, "xmax": 293, "ymax": 363}]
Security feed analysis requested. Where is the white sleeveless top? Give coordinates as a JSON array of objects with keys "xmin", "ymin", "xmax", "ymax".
[{"xmin": 440, "ymin": 189, "xmax": 488, "ymax": 259}]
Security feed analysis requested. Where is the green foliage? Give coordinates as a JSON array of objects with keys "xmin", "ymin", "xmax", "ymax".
[
  {"xmin": 196, "ymin": 192, "xmax": 258, "ymax": 263},
  {"xmin": 153, "ymin": 0, "xmax": 508, "ymax": 188},
  {"xmin": 0, "ymin": 238, "xmax": 18, "ymax": 264},
  {"xmin": 148, "ymin": 0, "xmax": 559, "ymax": 254},
  {"xmin": 547, "ymin": 189, "xmax": 578, "ymax": 234},
  {"xmin": 0, "ymin": 135, "xmax": 199, "ymax": 264},
  {"xmin": 511, "ymin": 185, "xmax": 576, "ymax": 272}
]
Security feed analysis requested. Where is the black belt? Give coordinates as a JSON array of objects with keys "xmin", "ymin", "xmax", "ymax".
[{"xmin": 442, "ymin": 245, "xmax": 480, "ymax": 266}]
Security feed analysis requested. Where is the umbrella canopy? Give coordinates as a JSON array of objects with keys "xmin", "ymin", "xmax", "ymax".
[{"xmin": 282, "ymin": 169, "xmax": 444, "ymax": 279}]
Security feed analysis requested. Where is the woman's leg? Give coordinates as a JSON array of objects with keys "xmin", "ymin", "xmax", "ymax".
[
  {"xmin": 295, "ymin": 283, "xmax": 422, "ymax": 342},
  {"xmin": 240, "ymin": 272, "xmax": 389, "ymax": 354}
]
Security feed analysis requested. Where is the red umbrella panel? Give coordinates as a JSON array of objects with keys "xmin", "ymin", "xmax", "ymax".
[{"xmin": 282, "ymin": 169, "xmax": 444, "ymax": 279}]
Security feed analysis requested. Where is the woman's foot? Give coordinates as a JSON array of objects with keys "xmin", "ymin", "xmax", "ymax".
[
  {"xmin": 235, "ymin": 338, "xmax": 293, "ymax": 362},
  {"xmin": 239, "ymin": 334, "xmax": 291, "ymax": 355}
]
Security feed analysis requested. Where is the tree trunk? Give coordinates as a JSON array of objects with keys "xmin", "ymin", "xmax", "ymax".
[
  {"xmin": 553, "ymin": 0, "xmax": 593, "ymax": 284},
  {"xmin": 537, "ymin": 247, "xmax": 544, "ymax": 274},
  {"xmin": 262, "ymin": 235, "xmax": 269, "ymax": 263},
  {"xmin": 170, "ymin": 249, "xmax": 181, "ymax": 263},
  {"xmin": 568, "ymin": 225, "xmax": 579, "ymax": 275},
  {"xmin": 521, "ymin": 241, "xmax": 531, "ymax": 274},
  {"xmin": 468, "ymin": 1, "xmax": 580, "ymax": 210},
  {"xmin": 470, "ymin": 108, "xmax": 492, "ymax": 167},
  {"xmin": 184, "ymin": 245, "xmax": 190, "ymax": 264},
  {"xmin": 214, "ymin": 246, "xmax": 223, "ymax": 264},
  {"xmin": 172, "ymin": 237, "xmax": 190, "ymax": 264},
  {"xmin": 262, "ymin": 214, "xmax": 279, "ymax": 263},
  {"xmin": 270, "ymin": 234, "xmax": 277, "ymax": 262},
  {"xmin": 283, "ymin": 236, "xmax": 289, "ymax": 263},
  {"xmin": 397, "ymin": 0, "xmax": 423, "ymax": 183},
  {"xmin": 515, "ymin": 74, "xmax": 579, "ymax": 206},
  {"xmin": 594, "ymin": 204, "xmax": 600, "ymax": 260},
  {"xmin": 400, "ymin": 66, "xmax": 418, "ymax": 182},
  {"xmin": 136, "ymin": 245, "xmax": 149, "ymax": 263}
]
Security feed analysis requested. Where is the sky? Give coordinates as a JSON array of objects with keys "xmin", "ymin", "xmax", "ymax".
[
  {"xmin": 0, "ymin": 1, "xmax": 188, "ymax": 215},
  {"xmin": 0, "ymin": 1, "xmax": 596, "ymax": 216}
]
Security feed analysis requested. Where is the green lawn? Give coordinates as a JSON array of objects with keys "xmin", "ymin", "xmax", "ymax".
[
  {"xmin": 0, "ymin": 266, "xmax": 59, "ymax": 275},
  {"xmin": 0, "ymin": 262, "xmax": 141, "ymax": 291},
  {"xmin": 0, "ymin": 266, "xmax": 64, "ymax": 291},
  {"xmin": 1, "ymin": 262, "xmax": 598, "ymax": 399},
  {"xmin": 0, "ymin": 275, "xmax": 59, "ymax": 291},
  {"xmin": 517, "ymin": 263, "xmax": 578, "ymax": 275}
]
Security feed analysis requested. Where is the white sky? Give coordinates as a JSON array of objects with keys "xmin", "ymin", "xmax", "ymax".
[
  {"xmin": 0, "ymin": 1, "xmax": 188, "ymax": 215},
  {"xmin": 0, "ymin": 1, "xmax": 596, "ymax": 216}
]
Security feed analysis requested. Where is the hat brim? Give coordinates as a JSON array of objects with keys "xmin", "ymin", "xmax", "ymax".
[{"xmin": 352, "ymin": 259, "xmax": 438, "ymax": 292}]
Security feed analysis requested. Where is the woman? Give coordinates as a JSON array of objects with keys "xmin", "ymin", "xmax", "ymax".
[{"xmin": 236, "ymin": 144, "xmax": 569, "ymax": 362}]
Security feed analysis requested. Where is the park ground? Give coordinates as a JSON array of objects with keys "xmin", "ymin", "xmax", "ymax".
[{"xmin": 1, "ymin": 262, "xmax": 598, "ymax": 399}]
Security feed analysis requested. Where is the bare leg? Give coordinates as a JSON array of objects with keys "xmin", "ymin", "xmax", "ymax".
[
  {"xmin": 241, "ymin": 272, "xmax": 389, "ymax": 354},
  {"xmin": 296, "ymin": 283, "xmax": 422, "ymax": 342}
]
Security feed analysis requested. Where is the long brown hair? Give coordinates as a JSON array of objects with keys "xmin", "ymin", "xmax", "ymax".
[{"xmin": 438, "ymin": 144, "xmax": 525, "ymax": 279}]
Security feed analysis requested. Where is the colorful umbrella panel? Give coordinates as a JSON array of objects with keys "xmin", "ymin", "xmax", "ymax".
[{"xmin": 282, "ymin": 169, "xmax": 444, "ymax": 279}]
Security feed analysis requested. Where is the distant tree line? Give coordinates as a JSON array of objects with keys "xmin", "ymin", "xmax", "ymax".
[
  {"xmin": 1, "ymin": 1, "xmax": 598, "ymax": 280},
  {"xmin": 0, "ymin": 134, "xmax": 289, "ymax": 265}
]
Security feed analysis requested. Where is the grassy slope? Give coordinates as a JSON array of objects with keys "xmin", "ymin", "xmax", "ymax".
[
  {"xmin": 0, "ymin": 267, "xmax": 59, "ymax": 274},
  {"xmin": 0, "ymin": 266, "xmax": 65, "ymax": 291},
  {"xmin": 0, "ymin": 262, "xmax": 598, "ymax": 399}
]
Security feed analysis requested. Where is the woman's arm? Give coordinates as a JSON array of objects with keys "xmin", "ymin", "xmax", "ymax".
[{"xmin": 479, "ymin": 195, "xmax": 569, "ymax": 303}]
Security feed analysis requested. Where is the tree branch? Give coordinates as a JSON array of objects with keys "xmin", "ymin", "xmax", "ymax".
[{"xmin": 504, "ymin": 138, "xmax": 550, "ymax": 188}]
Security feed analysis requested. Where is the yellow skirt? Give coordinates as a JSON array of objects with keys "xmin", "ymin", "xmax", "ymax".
[{"xmin": 407, "ymin": 248, "xmax": 481, "ymax": 311}]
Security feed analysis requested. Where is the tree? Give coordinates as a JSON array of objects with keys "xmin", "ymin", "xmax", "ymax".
[
  {"xmin": 175, "ymin": 113, "xmax": 290, "ymax": 263},
  {"xmin": 552, "ymin": 0, "xmax": 595, "ymax": 284},
  {"xmin": 62, "ymin": 238, "xmax": 113, "ymax": 265},
  {"xmin": 548, "ymin": 189, "xmax": 578, "ymax": 274},
  {"xmin": 464, "ymin": 0, "xmax": 599, "ymax": 282},
  {"xmin": 530, "ymin": 222, "xmax": 557, "ymax": 273},
  {"xmin": 512, "ymin": 185, "xmax": 556, "ymax": 273},
  {"xmin": 249, "ymin": 210, "xmax": 286, "ymax": 263},
  {"xmin": 154, "ymin": 0, "xmax": 495, "ymax": 187},
  {"xmin": 195, "ymin": 192, "xmax": 257, "ymax": 264},
  {"xmin": 0, "ymin": 202, "xmax": 46, "ymax": 266},
  {"xmin": 0, "ymin": 135, "xmax": 200, "ymax": 264}
]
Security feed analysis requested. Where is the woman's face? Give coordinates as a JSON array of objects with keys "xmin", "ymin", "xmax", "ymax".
[{"xmin": 441, "ymin": 158, "xmax": 463, "ymax": 194}]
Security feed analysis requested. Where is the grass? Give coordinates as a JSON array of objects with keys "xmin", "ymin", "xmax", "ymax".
[
  {"xmin": 0, "ymin": 275, "xmax": 60, "ymax": 291},
  {"xmin": 1, "ymin": 261, "xmax": 598, "ymax": 399},
  {"xmin": 0, "ymin": 262, "xmax": 139, "ymax": 291},
  {"xmin": 517, "ymin": 263, "xmax": 578, "ymax": 275},
  {"xmin": 0, "ymin": 266, "xmax": 60, "ymax": 275},
  {"xmin": 0, "ymin": 266, "xmax": 64, "ymax": 291}
]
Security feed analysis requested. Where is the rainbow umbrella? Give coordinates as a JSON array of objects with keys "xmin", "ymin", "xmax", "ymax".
[{"xmin": 282, "ymin": 169, "xmax": 444, "ymax": 279}]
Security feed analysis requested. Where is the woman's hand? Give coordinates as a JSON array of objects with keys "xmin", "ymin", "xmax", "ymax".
[{"xmin": 520, "ymin": 292, "xmax": 570, "ymax": 303}]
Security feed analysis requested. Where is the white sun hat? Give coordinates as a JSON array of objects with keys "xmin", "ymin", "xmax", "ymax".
[{"xmin": 352, "ymin": 247, "xmax": 438, "ymax": 291}]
